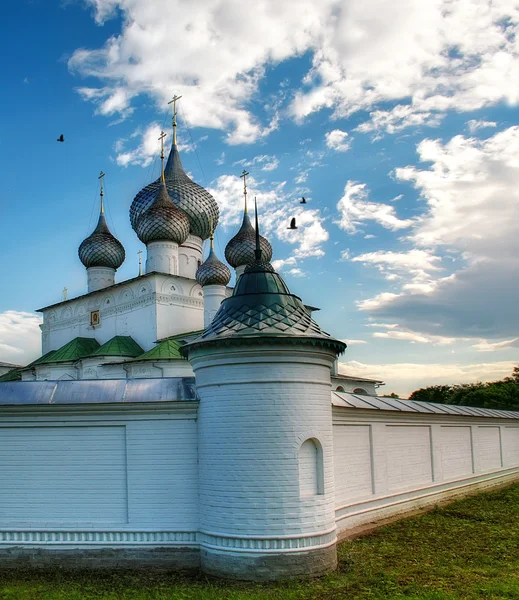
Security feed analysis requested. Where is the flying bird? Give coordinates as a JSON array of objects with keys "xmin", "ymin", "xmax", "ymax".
[
  {"xmin": 288, "ymin": 217, "xmax": 298, "ymax": 230},
  {"xmin": 300, "ymin": 197, "xmax": 307, "ymax": 204},
  {"xmin": 57, "ymin": 134, "xmax": 64, "ymax": 142}
]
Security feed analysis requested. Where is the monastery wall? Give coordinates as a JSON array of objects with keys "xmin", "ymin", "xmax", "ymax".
[
  {"xmin": 332, "ymin": 406, "xmax": 519, "ymax": 538},
  {"xmin": 0, "ymin": 380, "xmax": 517, "ymax": 572}
]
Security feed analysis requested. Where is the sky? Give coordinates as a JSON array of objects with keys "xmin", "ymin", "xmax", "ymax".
[{"xmin": 0, "ymin": 0, "xmax": 518, "ymax": 396}]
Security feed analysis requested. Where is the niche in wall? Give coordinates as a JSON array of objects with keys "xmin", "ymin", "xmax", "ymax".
[{"xmin": 299, "ymin": 438, "xmax": 324, "ymax": 497}]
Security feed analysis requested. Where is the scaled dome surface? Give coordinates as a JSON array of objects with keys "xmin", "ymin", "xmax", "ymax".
[
  {"xmin": 130, "ymin": 144, "xmax": 219, "ymax": 241},
  {"xmin": 135, "ymin": 181, "xmax": 190, "ymax": 245},
  {"xmin": 225, "ymin": 211, "xmax": 273, "ymax": 268},
  {"xmin": 78, "ymin": 213, "xmax": 125, "ymax": 270},
  {"xmin": 196, "ymin": 245, "xmax": 231, "ymax": 287}
]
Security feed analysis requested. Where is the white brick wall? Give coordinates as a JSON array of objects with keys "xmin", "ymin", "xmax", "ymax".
[{"xmin": 189, "ymin": 345, "xmax": 338, "ymax": 546}]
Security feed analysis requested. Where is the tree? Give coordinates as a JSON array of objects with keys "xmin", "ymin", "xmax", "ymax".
[
  {"xmin": 408, "ymin": 366, "xmax": 519, "ymax": 411},
  {"xmin": 381, "ymin": 392, "xmax": 400, "ymax": 398}
]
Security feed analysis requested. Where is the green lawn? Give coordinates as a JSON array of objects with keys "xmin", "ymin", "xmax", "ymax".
[{"xmin": 1, "ymin": 483, "xmax": 518, "ymax": 600}]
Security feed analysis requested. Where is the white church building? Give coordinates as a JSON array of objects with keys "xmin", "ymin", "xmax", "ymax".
[{"xmin": 0, "ymin": 111, "xmax": 518, "ymax": 580}]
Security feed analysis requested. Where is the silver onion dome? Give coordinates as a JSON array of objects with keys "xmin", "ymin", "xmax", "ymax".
[
  {"xmin": 135, "ymin": 180, "xmax": 190, "ymax": 245},
  {"xmin": 225, "ymin": 211, "xmax": 272, "ymax": 268},
  {"xmin": 130, "ymin": 144, "xmax": 219, "ymax": 240},
  {"xmin": 196, "ymin": 241, "xmax": 231, "ymax": 287},
  {"xmin": 78, "ymin": 213, "xmax": 125, "ymax": 270}
]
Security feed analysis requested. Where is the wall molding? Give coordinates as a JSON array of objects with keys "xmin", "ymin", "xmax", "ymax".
[
  {"xmin": 0, "ymin": 530, "xmax": 197, "ymax": 547},
  {"xmin": 198, "ymin": 528, "xmax": 337, "ymax": 553}
]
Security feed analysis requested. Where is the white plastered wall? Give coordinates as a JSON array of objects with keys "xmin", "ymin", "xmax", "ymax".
[
  {"xmin": 332, "ymin": 407, "xmax": 519, "ymax": 537},
  {"xmin": 0, "ymin": 403, "xmax": 199, "ymax": 549},
  {"xmin": 40, "ymin": 273, "xmax": 204, "ymax": 354}
]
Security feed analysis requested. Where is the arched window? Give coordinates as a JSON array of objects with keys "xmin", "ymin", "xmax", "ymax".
[
  {"xmin": 299, "ymin": 438, "xmax": 324, "ymax": 497},
  {"xmin": 353, "ymin": 388, "xmax": 368, "ymax": 395},
  {"xmin": 335, "ymin": 386, "xmax": 345, "ymax": 392}
]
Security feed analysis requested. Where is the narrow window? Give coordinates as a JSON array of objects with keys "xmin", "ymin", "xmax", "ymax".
[
  {"xmin": 336, "ymin": 386, "xmax": 345, "ymax": 392},
  {"xmin": 299, "ymin": 438, "xmax": 324, "ymax": 497}
]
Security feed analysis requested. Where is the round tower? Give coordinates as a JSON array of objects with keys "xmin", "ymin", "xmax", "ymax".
[
  {"xmin": 130, "ymin": 99, "xmax": 219, "ymax": 279},
  {"xmin": 78, "ymin": 173, "xmax": 125, "ymax": 293},
  {"xmin": 224, "ymin": 170, "xmax": 272, "ymax": 279},
  {"xmin": 135, "ymin": 132, "xmax": 190, "ymax": 275},
  {"xmin": 196, "ymin": 232, "xmax": 231, "ymax": 327},
  {"xmin": 184, "ymin": 203, "xmax": 345, "ymax": 581}
]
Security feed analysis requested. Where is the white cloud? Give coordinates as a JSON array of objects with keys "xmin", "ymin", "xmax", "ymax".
[
  {"xmin": 339, "ymin": 359, "xmax": 517, "ymax": 397},
  {"xmin": 115, "ymin": 124, "xmax": 195, "ymax": 167},
  {"xmin": 335, "ymin": 181, "xmax": 415, "ymax": 233},
  {"xmin": 287, "ymin": 268, "xmax": 306, "ymax": 277},
  {"xmin": 372, "ymin": 328, "xmax": 456, "ymax": 345},
  {"xmin": 291, "ymin": 1, "xmax": 519, "ymax": 134},
  {"xmin": 466, "ymin": 119, "xmax": 497, "ymax": 133},
  {"xmin": 234, "ymin": 154, "xmax": 279, "ymax": 171},
  {"xmin": 325, "ymin": 129, "xmax": 351, "ymax": 152},
  {"xmin": 70, "ymin": 1, "xmax": 519, "ymax": 141},
  {"xmin": 472, "ymin": 338, "xmax": 519, "ymax": 352},
  {"xmin": 0, "ymin": 311, "xmax": 42, "ymax": 366},
  {"xmin": 208, "ymin": 174, "xmax": 329, "ymax": 259},
  {"xmin": 357, "ymin": 127, "xmax": 519, "ymax": 341},
  {"xmin": 352, "ymin": 249, "xmax": 441, "ymax": 279},
  {"xmin": 341, "ymin": 339, "xmax": 368, "ymax": 346}
]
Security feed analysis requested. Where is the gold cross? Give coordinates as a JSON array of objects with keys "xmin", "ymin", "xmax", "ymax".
[
  {"xmin": 62, "ymin": 287, "xmax": 68, "ymax": 301},
  {"xmin": 168, "ymin": 95, "xmax": 183, "ymax": 144},
  {"xmin": 158, "ymin": 131, "xmax": 167, "ymax": 181},
  {"xmin": 240, "ymin": 169, "xmax": 249, "ymax": 214},
  {"xmin": 98, "ymin": 171, "xmax": 106, "ymax": 214}
]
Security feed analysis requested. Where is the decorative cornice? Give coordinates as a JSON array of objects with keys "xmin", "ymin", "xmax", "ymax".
[{"xmin": 0, "ymin": 530, "xmax": 197, "ymax": 546}]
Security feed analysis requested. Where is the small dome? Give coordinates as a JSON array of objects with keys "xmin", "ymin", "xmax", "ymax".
[
  {"xmin": 78, "ymin": 213, "xmax": 125, "ymax": 270},
  {"xmin": 225, "ymin": 211, "xmax": 272, "ymax": 268},
  {"xmin": 135, "ymin": 181, "xmax": 190, "ymax": 245},
  {"xmin": 130, "ymin": 144, "xmax": 219, "ymax": 240},
  {"xmin": 196, "ymin": 243, "xmax": 231, "ymax": 287}
]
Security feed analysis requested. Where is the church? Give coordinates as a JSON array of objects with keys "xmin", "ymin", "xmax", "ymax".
[{"xmin": 0, "ymin": 104, "xmax": 517, "ymax": 580}]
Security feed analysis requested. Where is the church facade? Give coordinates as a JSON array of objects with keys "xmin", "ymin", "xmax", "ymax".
[{"xmin": 0, "ymin": 110, "xmax": 518, "ymax": 580}]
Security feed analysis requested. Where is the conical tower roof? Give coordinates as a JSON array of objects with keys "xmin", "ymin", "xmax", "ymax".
[{"xmin": 185, "ymin": 203, "xmax": 344, "ymax": 355}]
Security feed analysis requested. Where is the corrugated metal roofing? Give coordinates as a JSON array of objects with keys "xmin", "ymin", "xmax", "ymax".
[
  {"xmin": 0, "ymin": 378, "xmax": 197, "ymax": 406},
  {"xmin": 332, "ymin": 391, "xmax": 519, "ymax": 419}
]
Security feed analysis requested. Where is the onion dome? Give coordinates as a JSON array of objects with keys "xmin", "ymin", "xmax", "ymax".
[
  {"xmin": 78, "ymin": 185, "xmax": 125, "ymax": 270},
  {"xmin": 225, "ymin": 211, "xmax": 272, "ymax": 268},
  {"xmin": 196, "ymin": 236, "xmax": 231, "ymax": 287},
  {"xmin": 130, "ymin": 143, "xmax": 219, "ymax": 241},
  {"xmin": 184, "ymin": 202, "xmax": 345, "ymax": 355},
  {"xmin": 135, "ymin": 180, "xmax": 190, "ymax": 245}
]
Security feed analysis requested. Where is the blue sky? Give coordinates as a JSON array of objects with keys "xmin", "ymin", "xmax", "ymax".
[{"xmin": 1, "ymin": 0, "xmax": 518, "ymax": 395}]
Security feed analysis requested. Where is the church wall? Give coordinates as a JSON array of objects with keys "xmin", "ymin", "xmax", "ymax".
[
  {"xmin": 40, "ymin": 274, "xmax": 204, "ymax": 355},
  {"xmin": 332, "ymin": 408, "xmax": 519, "ymax": 538},
  {"xmin": 0, "ymin": 402, "xmax": 199, "ymax": 550}
]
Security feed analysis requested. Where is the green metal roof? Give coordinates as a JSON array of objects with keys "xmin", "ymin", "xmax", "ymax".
[
  {"xmin": 135, "ymin": 338, "xmax": 186, "ymax": 361},
  {"xmin": 0, "ymin": 368, "xmax": 22, "ymax": 382},
  {"xmin": 28, "ymin": 350, "xmax": 58, "ymax": 366},
  {"xmin": 90, "ymin": 336, "xmax": 144, "ymax": 358},
  {"xmin": 39, "ymin": 338, "xmax": 100, "ymax": 364},
  {"xmin": 184, "ymin": 260, "xmax": 346, "ymax": 355}
]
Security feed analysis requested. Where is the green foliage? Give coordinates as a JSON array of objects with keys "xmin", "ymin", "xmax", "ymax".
[
  {"xmin": 1, "ymin": 484, "xmax": 518, "ymax": 599},
  {"xmin": 382, "ymin": 392, "xmax": 400, "ymax": 398},
  {"xmin": 409, "ymin": 367, "xmax": 519, "ymax": 411}
]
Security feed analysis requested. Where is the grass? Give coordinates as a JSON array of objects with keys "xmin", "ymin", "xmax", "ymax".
[{"xmin": 1, "ymin": 484, "xmax": 518, "ymax": 600}]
